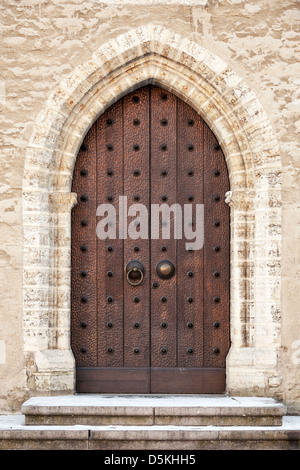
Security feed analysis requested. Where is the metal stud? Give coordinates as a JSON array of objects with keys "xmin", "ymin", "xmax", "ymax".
[
  {"xmin": 161, "ymin": 347, "xmax": 167, "ymax": 354},
  {"xmin": 214, "ymin": 169, "xmax": 220, "ymax": 176},
  {"xmin": 107, "ymin": 169, "xmax": 114, "ymax": 176},
  {"xmin": 213, "ymin": 195, "xmax": 220, "ymax": 202},
  {"xmin": 160, "ymin": 118, "xmax": 168, "ymax": 126},
  {"xmin": 187, "ymin": 296, "xmax": 194, "ymax": 303},
  {"xmin": 107, "ymin": 347, "xmax": 114, "ymax": 353},
  {"xmin": 161, "ymin": 170, "xmax": 167, "ymax": 176},
  {"xmin": 106, "ymin": 118, "xmax": 113, "ymax": 126},
  {"xmin": 188, "ymin": 195, "xmax": 194, "ymax": 201},
  {"xmin": 81, "ymin": 322, "xmax": 87, "ymax": 328},
  {"xmin": 134, "ymin": 246, "xmax": 140, "ymax": 252},
  {"xmin": 161, "ymin": 195, "xmax": 168, "ymax": 201},
  {"xmin": 107, "ymin": 296, "xmax": 113, "ymax": 303},
  {"xmin": 161, "ymin": 246, "xmax": 167, "ymax": 252},
  {"xmin": 214, "ymin": 220, "xmax": 220, "ymax": 227},
  {"xmin": 81, "ymin": 296, "xmax": 87, "ymax": 303},
  {"xmin": 80, "ymin": 244, "xmax": 87, "ymax": 252},
  {"xmin": 213, "ymin": 347, "xmax": 220, "ymax": 354},
  {"xmin": 133, "ymin": 144, "xmax": 140, "ymax": 151},
  {"xmin": 133, "ymin": 195, "xmax": 140, "ymax": 201},
  {"xmin": 80, "ymin": 270, "xmax": 87, "ymax": 277},
  {"xmin": 133, "ymin": 169, "xmax": 140, "ymax": 176},
  {"xmin": 188, "ymin": 144, "xmax": 194, "ymax": 151},
  {"xmin": 213, "ymin": 296, "xmax": 220, "ymax": 303},
  {"xmin": 133, "ymin": 118, "xmax": 140, "ymax": 126},
  {"xmin": 81, "ymin": 347, "xmax": 87, "ymax": 353},
  {"xmin": 214, "ymin": 321, "xmax": 220, "ymax": 328},
  {"xmin": 107, "ymin": 245, "xmax": 113, "ymax": 252},
  {"xmin": 187, "ymin": 322, "xmax": 194, "ymax": 328},
  {"xmin": 81, "ymin": 220, "xmax": 88, "ymax": 227},
  {"xmin": 107, "ymin": 322, "xmax": 113, "ymax": 328},
  {"xmin": 161, "ymin": 93, "xmax": 168, "ymax": 101},
  {"xmin": 214, "ymin": 143, "xmax": 221, "ymax": 150},
  {"xmin": 213, "ymin": 246, "xmax": 221, "ymax": 252},
  {"xmin": 188, "ymin": 119, "xmax": 194, "ymax": 126},
  {"xmin": 132, "ymin": 95, "xmax": 140, "ymax": 103},
  {"xmin": 161, "ymin": 322, "xmax": 167, "ymax": 328},
  {"xmin": 160, "ymin": 144, "xmax": 167, "ymax": 151},
  {"xmin": 106, "ymin": 144, "xmax": 114, "ymax": 151},
  {"xmin": 134, "ymin": 296, "xmax": 140, "ymax": 303},
  {"xmin": 187, "ymin": 348, "xmax": 194, "ymax": 354},
  {"xmin": 213, "ymin": 271, "xmax": 220, "ymax": 278},
  {"xmin": 80, "ymin": 194, "xmax": 88, "ymax": 202},
  {"xmin": 80, "ymin": 143, "xmax": 88, "ymax": 151},
  {"xmin": 107, "ymin": 271, "xmax": 113, "ymax": 277},
  {"xmin": 187, "ymin": 271, "xmax": 194, "ymax": 277},
  {"xmin": 161, "ymin": 296, "xmax": 167, "ymax": 303},
  {"xmin": 134, "ymin": 347, "xmax": 140, "ymax": 354},
  {"xmin": 80, "ymin": 169, "xmax": 88, "ymax": 177},
  {"xmin": 134, "ymin": 322, "xmax": 140, "ymax": 328},
  {"xmin": 188, "ymin": 170, "xmax": 194, "ymax": 176},
  {"xmin": 152, "ymin": 282, "xmax": 159, "ymax": 288}
]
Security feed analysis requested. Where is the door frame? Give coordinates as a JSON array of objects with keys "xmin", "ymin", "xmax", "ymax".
[{"xmin": 23, "ymin": 25, "xmax": 282, "ymax": 397}]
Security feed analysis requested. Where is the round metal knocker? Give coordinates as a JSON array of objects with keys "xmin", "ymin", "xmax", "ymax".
[
  {"xmin": 156, "ymin": 260, "xmax": 175, "ymax": 279},
  {"xmin": 126, "ymin": 260, "xmax": 145, "ymax": 286}
]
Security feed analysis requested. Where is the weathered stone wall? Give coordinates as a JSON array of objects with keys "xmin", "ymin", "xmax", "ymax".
[{"xmin": 0, "ymin": 0, "xmax": 299, "ymax": 413}]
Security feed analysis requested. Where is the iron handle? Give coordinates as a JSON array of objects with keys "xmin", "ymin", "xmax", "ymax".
[{"xmin": 126, "ymin": 260, "xmax": 145, "ymax": 286}]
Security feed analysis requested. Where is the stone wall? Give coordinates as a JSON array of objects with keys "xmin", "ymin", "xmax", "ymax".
[{"xmin": 0, "ymin": 0, "xmax": 299, "ymax": 413}]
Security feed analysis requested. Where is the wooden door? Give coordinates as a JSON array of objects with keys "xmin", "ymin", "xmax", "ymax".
[{"xmin": 71, "ymin": 85, "xmax": 230, "ymax": 393}]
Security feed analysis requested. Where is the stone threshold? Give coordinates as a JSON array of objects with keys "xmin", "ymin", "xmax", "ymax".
[{"xmin": 20, "ymin": 395, "xmax": 286, "ymax": 427}]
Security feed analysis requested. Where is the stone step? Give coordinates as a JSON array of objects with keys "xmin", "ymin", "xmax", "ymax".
[
  {"xmin": 0, "ymin": 416, "xmax": 300, "ymax": 450},
  {"xmin": 21, "ymin": 395, "xmax": 286, "ymax": 427}
]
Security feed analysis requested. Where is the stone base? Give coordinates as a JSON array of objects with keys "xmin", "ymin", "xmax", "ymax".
[
  {"xmin": 0, "ymin": 415, "xmax": 300, "ymax": 450},
  {"xmin": 30, "ymin": 350, "xmax": 75, "ymax": 393}
]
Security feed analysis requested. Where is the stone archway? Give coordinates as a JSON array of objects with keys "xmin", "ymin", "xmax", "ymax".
[{"xmin": 23, "ymin": 24, "xmax": 282, "ymax": 396}]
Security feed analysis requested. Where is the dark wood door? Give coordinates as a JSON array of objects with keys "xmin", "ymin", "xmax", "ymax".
[{"xmin": 71, "ymin": 85, "xmax": 230, "ymax": 394}]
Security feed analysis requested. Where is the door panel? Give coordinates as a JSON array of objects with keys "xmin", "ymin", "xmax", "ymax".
[
  {"xmin": 96, "ymin": 97, "xmax": 124, "ymax": 368},
  {"xmin": 176, "ymin": 96, "xmax": 204, "ymax": 369},
  {"xmin": 123, "ymin": 87, "xmax": 150, "ymax": 370},
  {"xmin": 71, "ymin": 122, "xmax": 97, "ymax": 367},
  {"xmin": 203, "ymin": 123, "xmax": 230, "ymax": 368},
  {"xmin": 71, "ymin": 85, "xmax": 230, "ymax": 394},
  {"xmin": 150, "ymin": 87, "xmax": 177, "ymax": 369}
]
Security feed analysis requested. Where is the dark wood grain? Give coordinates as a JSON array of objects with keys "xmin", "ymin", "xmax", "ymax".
[
  {"xmin": 71, "ymin": 122, "xmax": 97, "ymax": 367},
  {"xmin": 76, "ymin": 368, "xmax": 150, "ymax": 393},
  {"xmin": 96, "ymin": 98, "xmax": 124, "ymax": 367},
  {"xmin": 123, "ymin": 87, "xmax": 150, "ymax": 368},
  {"xmin": 176, "ymin": 97, "xmax": 204, "ymax": 368},
  {"xmin": 151, "ymin": 368, "xmax": 225, "ymax": 394},
  {"xmin": 150, "ymin": 86, "xmax": 177, "ymax": 368},
  {"xmin": 203, "ymin": 121, "xmax": 230, "ymax": 368}
]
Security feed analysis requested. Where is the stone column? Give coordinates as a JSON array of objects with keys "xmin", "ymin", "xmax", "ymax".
[{"xmin": 24, "ymin": 191, "xmax": 77, "ymax": 395}]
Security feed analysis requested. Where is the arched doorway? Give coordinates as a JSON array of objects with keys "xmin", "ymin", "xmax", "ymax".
[
  {"xmin": 22, "ymin": 25, "xmax": 282, "ymax": 397},
  {"xmin": 71, "ymin": 85, "xmax": 230, "ymax": 393}
]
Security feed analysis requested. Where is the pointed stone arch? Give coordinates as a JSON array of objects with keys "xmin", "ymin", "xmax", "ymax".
[{"xmin": 23, "ymin": 24, "xmax": 282, "ymax": 396}]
